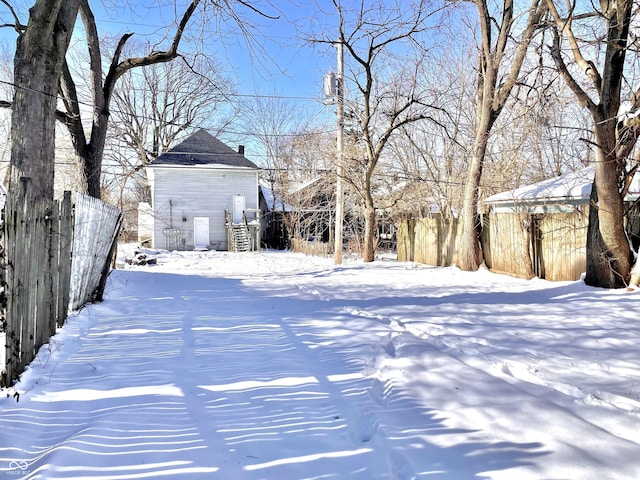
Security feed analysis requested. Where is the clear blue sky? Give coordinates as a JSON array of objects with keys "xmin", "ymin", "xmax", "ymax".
[
  {"xmin": 0, "ymin": 1, "xmax": 338, "ymax": 106},
  {"xmin": 0, "ymin": 1, "xmax": 341, "ymax": 164}
]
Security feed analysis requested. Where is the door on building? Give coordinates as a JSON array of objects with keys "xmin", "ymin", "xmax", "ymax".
[
  {"xmin": 232, "ymin": 195, "xmax": 245, "ymax": 224},
  {"xmin": 193, "ymin": 216, "xmax": 209, "ymax": 250}
]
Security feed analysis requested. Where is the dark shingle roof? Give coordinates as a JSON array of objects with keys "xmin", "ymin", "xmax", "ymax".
[{"xmin": 151, "ymin": 129, "xmax": 258, "ymax": 169}]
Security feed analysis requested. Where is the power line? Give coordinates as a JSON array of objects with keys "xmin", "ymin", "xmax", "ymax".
[{"xmin": 0, "ymin": 77, "xmax": 337, "ymax": 139}]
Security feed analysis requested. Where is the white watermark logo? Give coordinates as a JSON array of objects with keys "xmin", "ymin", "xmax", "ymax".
[{"xmin": 7, "ymin": 460, "xmax": 30, "ymax": 476}]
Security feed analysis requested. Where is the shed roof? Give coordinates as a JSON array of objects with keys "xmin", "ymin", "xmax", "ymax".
[
  {"xmin": 150, "ymin": 129, "xmax": 258, "ymax": 169},
  {"xmin": 484, "ymin": 166, "xmax": 640, "ymax": 213}
]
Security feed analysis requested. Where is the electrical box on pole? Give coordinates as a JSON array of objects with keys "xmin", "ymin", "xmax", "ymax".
[{"xmin": 324, "ymin": 70, "xmax": 337, "ymax": 104}]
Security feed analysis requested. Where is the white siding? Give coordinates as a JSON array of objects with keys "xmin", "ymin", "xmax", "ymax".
[
  {"xmin": 148, "ymin": 166, "xmax": 258, "ymax": 250},
  {"xmin": 137, "ymin": 202, "xmax": 153, "ymax": 245}
]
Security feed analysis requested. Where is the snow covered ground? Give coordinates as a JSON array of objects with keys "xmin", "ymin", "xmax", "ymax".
[{"xmin": 1, "ymin": 248, "xmax": 640, "ymax": 479}]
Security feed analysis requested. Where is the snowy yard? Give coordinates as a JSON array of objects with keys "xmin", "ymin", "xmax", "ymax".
[{"xmin": 1, "ymin": 248, "xmax": 640, "ymax": 479}]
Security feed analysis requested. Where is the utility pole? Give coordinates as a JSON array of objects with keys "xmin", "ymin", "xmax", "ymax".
[{"xmin": 334, "ymin": 40, "xmax": 344, "ymax": 265}]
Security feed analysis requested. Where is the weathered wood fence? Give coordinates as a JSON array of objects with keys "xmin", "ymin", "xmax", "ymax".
[
  {"xmin": 291, "ymin": 238, "xmax": 330, "ymax": 256},
  {"xmin": 69, "ymin": 194, "xmax": 123, "ymax": 310},
  {"xmin": 1, "ymin": 192, "xmax": 122, "ymax": 387},
  {"xmin": 397, "ymin": 210, "xmax": 589, "ymax": 281}
]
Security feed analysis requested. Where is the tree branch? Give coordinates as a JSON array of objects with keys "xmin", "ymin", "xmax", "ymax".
[
  {"xmin": 545, "ymin": 0, "xmax": 602, "ymax": 91},
  {"xmin": 111, "ymin": 0, "xmax": 201, "ymax": 84},
  {"xmin": 78, "ymin": 0, "xmax": 104, "ymax": 110},
  {"xmin": 548, "ymin": 26, "xmax": 596, "ymax": 113},
  {"xmin": 494, "ymin": 0, "xmax": 546, "ymax": 111},
  {"xmin": 0, "ymin": 0, "xmax": 24, "ymax": 32}
]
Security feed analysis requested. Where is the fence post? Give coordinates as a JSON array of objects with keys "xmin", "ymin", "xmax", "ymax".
[{"xmin": 56, "ymin": 191, "xmax": 73, "ymax": 327}]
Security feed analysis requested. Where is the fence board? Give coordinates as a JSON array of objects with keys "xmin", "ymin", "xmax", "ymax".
[
  {"xmin": 4, "ymin": 189, "xmax": 55, "ymax": 386},
  {"xmin": 57, "ymin": 192, "xmax": 73, "ymax": 325},
  {"xmin": 484, "ymin": 213, "xmax": 535, "ymax": 279},
  {"xmin": 69, "ymin": 194, "xmax": 123, "ymax": 310},
  {"xmin": 536, "ymin": 208, "xmax": 587, "ymax": 281}
]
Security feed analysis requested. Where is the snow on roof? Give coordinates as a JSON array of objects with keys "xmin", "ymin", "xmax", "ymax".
[
  {"xmin": 485, "ymin": 166, "xmax": 640, "ymax": 205},
  {"xmin": 485, "ymin": 168, "xmax": 593, "ymax": 204},
  {"xmin": 289, "ymin": 177, "xmax": 325, "ymax": 195},
  {"xmin": 260, "ymin": 182, "xmax": 293, "ymax": 212}
]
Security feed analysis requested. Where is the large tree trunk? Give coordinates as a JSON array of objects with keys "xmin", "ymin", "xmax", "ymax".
[
  {"xmin": 585, "ymin": 125, "xmax": 631, "ymax": 287},
  {"xmin": 362, "ymin": 202, "xmax": 376, "ymax": 262},
  {"xmin": 362, "ymin": 171, "xmax": 376, "ymax": 262},
  {"xmin": 457, "ymin": 110, "xmax": 493, "ymax": 271},
  {"xmin": 5, "ymin": 0, "xmax": 79, "ymax": 384},
  {"xmin": 9, "ymin": 0, "xmax": 79, "ymax": 198},
  {"xmin": 457, "ymin": 145, "xmax": 484, "ymax": 270}
]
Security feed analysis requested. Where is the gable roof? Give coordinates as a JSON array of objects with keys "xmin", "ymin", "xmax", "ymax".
[
  {"xmin": 486, "ymin": 166, "xmax": 640, "ymax": 204},
  {"xmin": 150, "ymin": 129, "xmax": 258, "ymax": 169},
  {"xmin": 485, "ymin": 168, "xmax": 594, "ymax": 205},
  {"xmin": 484, "ymin": 166, "xmax": 640, "ymax": 213}
]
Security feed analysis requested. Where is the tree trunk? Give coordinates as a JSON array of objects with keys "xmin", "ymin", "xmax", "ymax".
[
  {"xmin": 84, "ymin": 114, "xmax": 110, "ymax": 199},
  {"xmin": 457, "ymin": 152, "xmax": 483, "ymax": 270},
  {"xmin": 457, "ymin": 116, "xmax": 491, "ymax": 271},
  {"xmin": 362, "ymin": 168, "xmax": 377, "ymax": 261},
  {"xmin": 9, "ymin": 0, "xmax": 79, "ymax": 199},
  {"xmin": 5, "ymin": 0, "xmax": 79, "ymax": 384},
  {"xmin": 584, "ymin": 125, "xmax": 631, "ymax": 287},
  {"xmin": 363, "ymin": 201, "xmax": 376, "ymax": 262}
]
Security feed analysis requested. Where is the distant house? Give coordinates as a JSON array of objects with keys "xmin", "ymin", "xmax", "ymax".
[{"xmin": 141, "ymin": 129, "xmax": 260, "ymax": 251}]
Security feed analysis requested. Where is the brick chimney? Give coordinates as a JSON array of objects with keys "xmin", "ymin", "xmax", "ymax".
[{"xmin": 238, "ymin": 145, "xmax": 245, "ymax": 155}]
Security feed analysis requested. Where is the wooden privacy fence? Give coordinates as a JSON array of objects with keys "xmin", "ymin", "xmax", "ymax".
[
  {"xmin": 2, "ymin": 191, "xmax": 73, "ymax": 388},
  {"xmin": 397, "ymin": 210, "xmax": 588, "ymax": 281},
  {"xmin": 396, "ymin": 216, "xmax": 459, "ymax": 267},
  {"xmin": 2, "ymin": 192, "xmax": 122, "ymax": 387},
  {"xmin": 69, "ymin": 194, "xmax": 123, "ymax": 310},
  {"xmin": 291, "ymin": 238, "xmax": 330, "ymax": 256}
]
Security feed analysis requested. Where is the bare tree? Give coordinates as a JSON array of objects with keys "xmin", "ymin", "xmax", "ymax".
[
  {"xmin": 2, "ymin": 0, "xmax": 275, "ymax": 199},
  {"xmin": 456, "ymin": 0, "xmax": 547, "ymax": 271},
  {"xmin": 387, "ymin": 50, "xmax": 476, "ymax": 220},
  {"xmin": 545, "ymin": 0, "xmax": 640, "ymax": 288},
  {"xmin": 60, "ymin": 0, "xmax": 203, "ymax": 199},
  {"xmin": 242, "ymin": 96, "xmax": 312, "ymax": 212},
  {"xmin": 107, "ymin": 50, "xmax": 237, "ymax": 203},
  {"xmin": 332, "ymin": 0, "xmax": 441, "ymax": 262}
]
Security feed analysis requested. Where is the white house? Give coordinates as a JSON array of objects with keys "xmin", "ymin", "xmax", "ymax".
[{"xmin": 142, "ymin": 129, "xmax": 260, "ymax": 251}]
